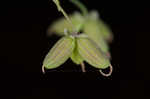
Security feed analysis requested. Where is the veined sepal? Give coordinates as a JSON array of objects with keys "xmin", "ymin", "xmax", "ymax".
[
  {"xmin": 76, "ymin": 35, "xmax": 111, "ymax": 69},
  {"xmin": 42, "ymin": 36, "xmax": 75, "ymax": 70},
  {"xmin": 83, "ymin": 15, "xmax": 110, "ymax": 54}
]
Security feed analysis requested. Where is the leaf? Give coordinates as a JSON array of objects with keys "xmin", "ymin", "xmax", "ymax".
[{"xmin": 43, "ymin": 36, "xmax": 75, "ymax": 69}]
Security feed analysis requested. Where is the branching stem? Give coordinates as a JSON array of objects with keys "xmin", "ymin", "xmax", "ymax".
[
  {"xmin": 53, "ymin": 0, "xmax": 75, "ymax": 29},
  {"xmin": 70, "ymin": 0, "xmax": 88, "ymax": 16}
]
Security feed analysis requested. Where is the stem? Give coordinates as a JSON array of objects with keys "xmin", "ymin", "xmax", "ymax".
[
  {"xmin": 80, "ymin": 62, "xmax": 86, "ymax": 72},
  {"xmin": 42, "ymin": 65, "xmax": 45, "ymax": 74},
  {"xmin": 53, "ymin": 0, "xmax": 74, "ymax": 28},
  {"xmin": 70, "ymin": 0, "xmax": 88, "ymax": 16},
  {"xmin": 99, "ymin": 64, "xmax": 113, "ymax": 77}
]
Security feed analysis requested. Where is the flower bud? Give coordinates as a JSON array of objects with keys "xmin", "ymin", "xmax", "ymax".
[
  {"xmin": 89, "ymin": 10, "xmax": 113, "ymax": 42},
  {"xmin": 83, "ymin": 17, "xmax": 110, "ymax": 54},
  {"xmin": 47, "ymin": 12, "xmax": 84, "ymax": 36}
]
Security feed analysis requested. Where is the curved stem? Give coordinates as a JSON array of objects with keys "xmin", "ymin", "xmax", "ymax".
[
  {"xmin": 70, "ymin": 0, "xmax": 88, "ymax": 16},
  {"xmin": 42, "ymin": 65, "xmax": 45, "ymax": 74},
  {"xmin": 99, "ymin": 64, "xmax": 113, "ymax": 77},
  {"xmin": 53, "ymin": 0, "xmax": 74, "ymax": 28}
]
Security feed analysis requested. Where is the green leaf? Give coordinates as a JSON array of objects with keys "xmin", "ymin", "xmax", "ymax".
[{"xmin": 43, "ymin": 36, "xmax": 75, "ymax": 69}]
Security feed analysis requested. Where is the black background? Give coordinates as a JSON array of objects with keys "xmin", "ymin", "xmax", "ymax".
[{"xmin": 0, "ymin": 0, "xmax": 149, "ymax": 99}]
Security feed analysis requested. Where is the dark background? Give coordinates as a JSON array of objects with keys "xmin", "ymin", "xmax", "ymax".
[{"xmin": 0, "ymin": 0, "xmax": 149, "ymax": 99}]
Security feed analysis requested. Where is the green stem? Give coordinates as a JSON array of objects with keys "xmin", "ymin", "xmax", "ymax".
[
  {"xmin": 53, "ymin": 0, "xmax": 74, "ymax": 28},
  {"xmin": 70, "ymin": 0, "xmax": 88, "ymax": 16}
]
